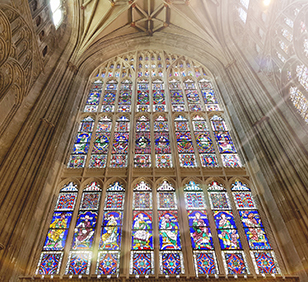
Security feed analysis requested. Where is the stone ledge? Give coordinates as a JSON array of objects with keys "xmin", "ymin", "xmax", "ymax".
[{"xmin": 20, "ymin": 274, "xmax": 299, "ymax": 282}]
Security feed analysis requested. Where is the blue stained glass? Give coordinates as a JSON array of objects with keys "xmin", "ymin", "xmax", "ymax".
[
  {"xmin": 37, "ymin": 252, "xmax": 63, "ymax": 275},
  {"xmin": 96, "ymin": 252, "xmax": 119, "ymax": 275},
  {"xmin": 102, "ymin": 91, "xmax": 116, "ymax": 105},
  {"xmin": 214, "ymin": 132, "xmax": 236, "ymax": 153},
  {"xmin": 102, "ymin": 211, "xmax": 123, "ymax": 226},
  {"xmin": 161, "ymin": 252, "xmax": 183, "ymax": 274},
  {"xmin": 187, "ymin": 210, "xmax": 209, "ymax": 226},
  {"xmin": 100, "ymin": 227, "xmax": 122, "ymax": 250},
  {"xmin": 86, "ymin": 92, "xmax": 100, "ymax": 105},
  {"xmin": 194, "ymin": 252, "xmax": 217, "ymax": 275},
  {"xmin": 72, "ymin": 211, "xmax": 97, "ymax": 249},
  {"xmin": 217, "ymin": 229, "xmax": 242, "ymax": 249},
  {"xmin": 132, "ymin": 252, "xmax": 153, "ymax": 274},
  {"xmin": 253, "ymin": 252, "xmax": 278, "ymax": 274},
  {"xmin": 224, "ymin": 252, "xmax": 247, "ymax": 274},
  {"xmin": 171, "ymin": 91, "xmax": 184, "ymax": 104},
  {"xmin": 153, "ymin": 90, "xmax": 165, "ymax": 104},
  {"xmin": 239, "ymin": 210, "xmax": 263, "ymax": 227},
  {"xmin": 76, "ymin": 132, "xmax": 92, "ymax": 143},
  {"xmin": 66, "ymin": 252, "xmax": 91, "ymax": 275},
  {"xmin": 56, "ymin": 193, "xmax": 77, "ymax": 210},
  {"xmin": 185, "ymin": 192, "xmax": 205, "ymax": 209},
  {"xmin": 213, "ymin": 211, "xmax": 236, "ymax": 229},
  {"xmin": 202, "ymin": 90, "xmax": 217, "ymax": 104},
  {"xmin": 188, "ymin": 212, "xmax": 213, "ymax": 250},
  {"xmin": 244, "ymin": 228, "xmax": 271, "ymax": 250},
  {"xmin": 68, "ymin": 155, "xmax": 86, "ymax": 168}
]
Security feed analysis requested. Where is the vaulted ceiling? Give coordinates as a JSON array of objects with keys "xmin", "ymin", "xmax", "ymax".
[{"xmin": 73, "ymin": 0, "xmax": 227, "ymax": 63}]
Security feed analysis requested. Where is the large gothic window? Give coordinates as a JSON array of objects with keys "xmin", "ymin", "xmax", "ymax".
[{"xmin": 36, "ymin": 51, "xmax": 283, "ymax": 278}]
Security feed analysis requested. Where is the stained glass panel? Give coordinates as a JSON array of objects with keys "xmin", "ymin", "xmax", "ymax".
[
  {"xmin": 193, "ymin": 251, "xmax": 218, "ymax": 275},
  {"xmin": 36, "ymin": 252, "xmax": 63, "ymax": 275},
  {"xmin": 160, "ymin": 252, "xmax": 184, "ymax": 275},
  {"xmin": 251, "ymin": 251, "xmax": 279, "ymax": 274},
  {"xmin": 222, "ymin": 251, "xmax": 248, "ymax": 274},
  {"xmin": 131, "ymin": 252, "xmax": 154, "ymax": 275},
  {"xmin": 96, "ymin": 251, "xmax": 119, "ymax": 275},
  {"xmin": 66, "ymin": 251, "xmax": 92, "ymax": 275}
]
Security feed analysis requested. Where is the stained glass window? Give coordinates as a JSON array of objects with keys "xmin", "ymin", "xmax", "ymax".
[
  {"xmin": 89, "ymin": 116, "xmax": 112, "ymax": 168},
  {"xmin": 84, "ymin": 81, "xmax": 102, "ymax": 112},
  {"xmin": 158, "ymin": 181, "xmax": 184, "ymax": 275},
  {"xmin": 135, "ymin": 116, "xmax": 151, "ymax": 168},
  {"xmin": 199, "ymin": 78, "xmax": 221, "ymax": 112},
  {"xmin": 184, "ymin": 181, "xmax": 218, "ymax": 275},
  {"xmin": 68, "ymin": 116, "xmax": 94, "ymax": 168},
  {"xmin": 154, "ymin": 115, "xmax": 172, "ymax": 168},
  {"xmin": 97, "ymin": 182, "xmax": 125, "ymax": 275},
  {"xmin": 231, "ymin": 180, "xmax": 280, "ymax": 274},
  {"xmin": 175, "ymin": 115, "xmax": 197, "ymax": 167},
  {"xmin": 118, "ymin": 80, "xmax": 132, "ymax": 112},
  {"xmin": 184, "ymin": 79, "xmax": 203, "ymax": 112},
  {"xmin": 153, "ymin": 79, "xmax": 166, "ymax": 112},
  {"xmin": 47, "ymin": 51, "xmax": 282, "ymax": 277},
  {"xmin": 66, "ymin": 182, "xmax": 101, "ymax": 275},
  {"xmin": 110, "ymin": 116, "xmax": 130, "ymax": 168},
  {"xmin": 102, "ymin": 80, "xmax": 117, "ymax": 112},
  {"xmin": 211, "ymin": 115, "xmax": 242, "ymax": 168},
  {"xmin": 137, "ymin": 79, "xmax": 150, "ymax": 112},
  {"xmin": 36, "ymin": 182, "xmax": 78, "ymax": 275},
  {"xmin": 193, "ymin": 115, "xmax": 218, "ymax": 167},
  {"xmin": 131, "ymin": 181, "xmax": 154, "ymax": 275}
]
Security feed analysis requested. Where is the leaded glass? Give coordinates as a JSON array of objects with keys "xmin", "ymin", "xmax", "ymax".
[
  {"xmin": 97, "ymin": 182, "xmax": 125, "ymax": 275},
  {"xmin": 131, "ymin": 181, "xmax": 154, "ymax": 273},
  {"xmin": 68, "ymin": 117, "xmax": 94, "ymax": 168},
  {"xmin": 84, "ymin": 82, "xmax": 101, "ymax": 112},
  {"xmin": 251, "ymin": 251, "xmax": 280, "ymax": 274},
  {"xmin": 110, "ymin": 116, "xmax": 130, "ymax": 168},
  {"xmin": 157, "ymin": 181, "xmax": 184, "ymax": 274},
  {"xmin": 66, "ymin": 251, "xmax": 92, "ymax": 275},
  {"xmin": 193, "ymin": 251, "xmax": 218, "ymax": 276},
  {"xmin": 222, "ymin": 251, "xmax": 248, "ymax": 274},
  {"xmin": 135, "ymin": 116, "xmax": 151, "ymax": 167},
  {"xmin": 37, "ymin": 183, "xmax": 78, "ymax": 274}
]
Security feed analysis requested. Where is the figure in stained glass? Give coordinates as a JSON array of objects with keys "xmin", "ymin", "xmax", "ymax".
[
  {"xmin": 132, "ymin": 213, "xmax": 152, "ymax": 250},
  {"xmin": 188, "ymin": 211, "xmax": 213, "ymax": 250},
  {"xmin": 214, "ymin": 132, "xmax": 236, "ymax": 153},
  {"xmin": 218, "ymin": 229, "xmax": 241, "ymax": 249},
  {"xmin": 43, "ymin": 212, "xmax": 72, "ymax": 250},
  {"xmin": 159, "ymin": 212, "xmax": 180, "ymax": 250},
  {"xmin": 239, "ymin": 210, "xmax": 263, "ymax": 228},
  {"xmin": 72, "ymin": 212, "xmax": 97, "ymax": 249},
  {"xmin": 244, "ymin": 228, "xmax": 271, "ymax": 250},
  {"xmin": 100, "ymin": 225, "xmax": 121, "ymax": 250},
  {"xmin": 214, "ymin": 211, "xmax": 236, "ymax": 229}
]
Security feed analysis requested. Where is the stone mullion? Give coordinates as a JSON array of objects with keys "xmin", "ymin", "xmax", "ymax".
[
  {"xmin": 176, "ymin": 182, "xmax": 193, "ymax": 277},
  {"xmin": 152, "ymin": 185, "xmax": 159, "ymax": 278},
  {"xmin": 90, "ymin": 184, "xmax": 106, "ymax": 275},
  {"xmin": 121, "ymin": 66, "xmax": 136, "ymax": 278}
]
